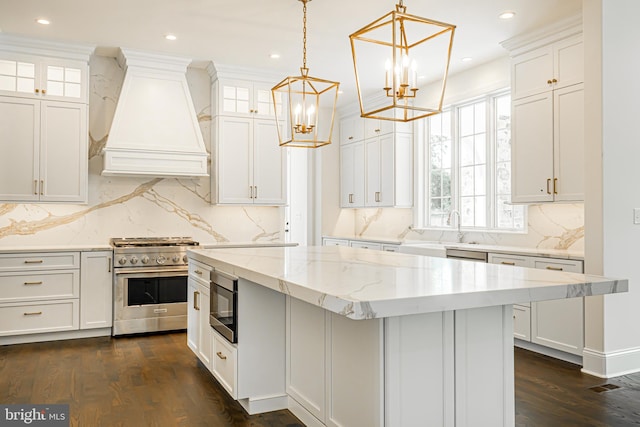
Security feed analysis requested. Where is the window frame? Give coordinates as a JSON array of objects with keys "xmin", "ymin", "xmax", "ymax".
[{"xmin": 414, "ymin": 89, "xmax": 526, "ymax": 233}]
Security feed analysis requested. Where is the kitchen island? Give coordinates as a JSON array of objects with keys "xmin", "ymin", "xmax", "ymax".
[{"xmin": 188, "ymin": 246, "xmax": 626, "ymax": 427}]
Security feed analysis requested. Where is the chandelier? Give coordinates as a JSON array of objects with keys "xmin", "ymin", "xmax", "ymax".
[
  {"xmin": 272, "ymin": 0, "xmax": 340, "ymax": 148},
  {"xmin": 349, "ymin": 0, "xmax": 455, "ymax": 122}
]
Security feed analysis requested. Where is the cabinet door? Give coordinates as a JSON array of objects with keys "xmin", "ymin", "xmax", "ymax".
[
  {"xmin": 40, "ymin": 59, "xmax": 87, "ymax": 102},
  {"xmin": 253, "ymin": 82, "xmax": 283, "ymax": 120},
  {"xmin": 365, "ymin": 138, "xmax": 381, "ymax": 206},
  {"xmin": 553, "ymin": 84, "xmax": 584, "ymax": 202},
  {"xmin": 287, "ymin": 297, "xmax": 327, "ymax": 422},
  {"xmin": 511, "ymin": 46, "xmax": 554, "ymax": 99},
  {"xmin": 554, "ymin": 37, "xmax": 583, "ymax": 90},
  {"xmin": 511, "ymin": 93, "xmax": 554, "ymax": 203},
  {"xmin": 340, "ymin": 143, "xmax": 355, "ymax": 207},
  {"xmin": 513, "ymin": 305, "xmax": 531, "ymax": 342},
  {"xmin": 340, "ymin": 116, "xmax": 364, "ymax": 144},
  {"xmin": 393, "ymin": 132, "xmax": 413, "ymax": 208},
  {"xmin": 187, "ymin": 277, "xmax": 200, "ymax": 355},
  {"xmin": 365, "ymin": 119, "xmax": 391, "ymax": 139},
  {"xmin": 40, "ymin": 101, "xmax": 87, "ymax": 203},
  {"xmin": 488, "ymin": 253, "xmax": 531, "ymax": 267},
  {"xmin": 80, "ymin": 251, "xmax": 112, "ymax": 330},
  {"xmin": 216, "ymin": 116, "xmax": 253, "ymax": 204},
  {"xmin": 198, "ymin": 282, "xmax": 212, "ymax": 368},
  {"xmin": 253, "ymin": 119, "xmax": 287, "ymax": 205},
  {"xmin": 0, "ymin": 96, "xmax": 39, "ymax": 201},
  {"xmin": 349, "ymin": 241, "xmax": 382, "ymax": 251},
  {"xmin": 379, "ymin": 134, "xmax": 395, "ymax": 207},
  {"xmin": 218, "ymin": 79, "xmax": 253, "ymax": 117},
  {"xmin": 0, "ymin": 56, "xmax": 38, "ymax": 98}
]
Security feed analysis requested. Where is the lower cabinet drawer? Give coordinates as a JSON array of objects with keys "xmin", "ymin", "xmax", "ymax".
[
  {"xmin": 0, "ymin": 270, "xmax": 79, "ymax": 303},
  {"xmin": 212, "ymin": 331, "xmax": 238, "ymax": 399},
  {"xmin": 513, "ymin": 304, "xmax": 531, "ymax": 342},
  {"xmin": 0, "ymin": 299, "xmax": 79, "ymax": 336},
  {"xmin": 0, "ymin": 252, "xmax": 80, "ymax": 271}
]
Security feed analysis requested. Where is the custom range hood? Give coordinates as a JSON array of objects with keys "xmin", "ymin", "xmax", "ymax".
[{"xmin": 102, "ymin": 49, "xmax": 208, "ymax": 177}]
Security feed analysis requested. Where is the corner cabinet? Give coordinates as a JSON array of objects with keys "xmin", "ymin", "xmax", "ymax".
[
  {"xmin": 0, "ymin": 36, "xmax": 92, "ymax": 203},
  {"xmin": 340, "ymin": 114, "xmax": 413, "ymax": 208},
  {"xmin": 208, "ymin": 64, "xmax": 287, "ymax": 206},
  {"xmin": 504, "ymin": 27, "xmax": 584, "ymax": 203}
]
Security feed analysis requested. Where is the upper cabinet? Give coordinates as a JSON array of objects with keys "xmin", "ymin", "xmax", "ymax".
[
  {"xmin": 340, "ymin": 114, "xmax": 413, "ymax": 208},
  {"xmin": 208, "ymin": 64, "xmax": 287, "ymax": 206},
  {"xmin": 0, "ymin": 35, "xmax": 92, "ymax": 203},
  {"xmin": 503, "ymin": 20, "xmax": 584, "ymax": 203}
]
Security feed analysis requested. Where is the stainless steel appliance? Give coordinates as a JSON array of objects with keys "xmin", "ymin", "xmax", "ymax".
[
  {"xmin": 111, "ymin": 237, "xmax": 199, "ymax": 336},
  {"xmin": 210, "ymin": 270, "xmax": 238, "ymax": 343}
]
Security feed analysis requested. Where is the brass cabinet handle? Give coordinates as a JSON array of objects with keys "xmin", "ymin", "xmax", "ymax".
[
  {"xmin": 40, "ymin": 180, "xmax": 44, "ymax": 195},
  {"xmin": 24, "ymin": 260, "xmax": 43, "ymax": 264},
  {"xmin": 194, "ymin": 269, "xmax": 203, "ymax": 275},
  {"xmin": 254, "ymin": 186, "xmax": 258, "ymax": 199},
  {"xmin": 348, "ymin": 136, "xmax": 354, "ymax": 140},
  {"xmin": 546, "ymin": 266, "xmax": 564, "ymax": 271},
  {"xmin": 375, "ymin": 129, "xmax": 380, "ymax": 133},
  {"xmin": 546, "ymin": 178, "xmax": 551, "ymax": 194},
  {"xmin": 216, "ymin": 351, "xmax": 227, "ymax": 360},
  {"xmin": 108, "ymin": 257, "xmax": 111, "ymax": 273},
  {"xmin": 23, "ymin": 281, "xmax": 43, "ymax": 285},
  {"xmin": 194, "ymin": 290, "xmax": 200, "ymax": 310},
  {"xmin": 553, "ymin": 178, "xmax": 558, "ymax": 195},
  {"xmin": 249, "ymin": 186, "xmax": 253, "ymax": 199},
  {"xmin": 34, "ymin": 180, "xmax": 38, "ymax": 195},
  {"xmin": 24, "ymin": 311, "xmax": 42, "ymax": 316},
  {"xmin": 501, "ymin": 262, "xmax": 516, "ymax": 266},
  {"xmin": 375, "ymin": 191, "xmax": 381, "ymax": 202},
  {"xmin": 349, "ymin": 193, "xmax": 354, "ymax": 204}
]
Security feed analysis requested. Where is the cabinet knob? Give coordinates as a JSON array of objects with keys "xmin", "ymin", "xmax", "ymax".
[
  {"xmin": 35, "ymin": 88, "xmax": 40, "ymax": 94},
  {"xmin": 552, "ymin": 78, "xmax": 558, "ymax": 83},
  {"xmin": 42, "ymin": 89, "xmax": 46, "ymax": 94},
  {"xmin": 547, "ymin": 79, "xmax": 553, "ymax": 85},
  {"xmin": 375, "ymin": 129, "xmax": 380, "ymax": 133},
  {"xmin": 348, "ymin": 136, "xmax": 354, "ymax": 140}
]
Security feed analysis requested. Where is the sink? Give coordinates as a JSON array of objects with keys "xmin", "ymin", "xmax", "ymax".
[{"xmin": 398, "ymin": 242, "xmax": 447, "ymax": 258}]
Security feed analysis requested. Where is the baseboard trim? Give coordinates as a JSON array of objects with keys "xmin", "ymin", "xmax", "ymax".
[
  {"xmin": 0, "ymin": 328, "xmax": 111, "ymax": 346},
  {"xmin": 238, "ymin": 394, "xmax": 288, "ymax": 415},
  {"xmin": 514, "ymin": 339, "xmax": 583, "ymax": 366},
  {"xmin": 582, "ymin": 346, "xmax": 640, "ymax": 378}
]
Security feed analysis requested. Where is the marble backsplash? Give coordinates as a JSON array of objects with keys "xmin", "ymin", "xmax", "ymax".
[
  {"xmin": 337, "ymin": 203, "xmax": 585, "ymax": 251},
  {"xmin": 0, "ymin": 54, "xmax": 282, "ymax": 247}
]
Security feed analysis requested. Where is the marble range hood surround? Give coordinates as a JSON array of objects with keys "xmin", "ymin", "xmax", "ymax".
[{"xmin": 102, "ymin": 48, "xmax": 208, "ymax": 177}]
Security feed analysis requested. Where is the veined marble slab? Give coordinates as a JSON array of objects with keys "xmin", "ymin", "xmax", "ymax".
[{"xmin": 189, "ymin": 246, "xmax": 626, "ymax": 320}]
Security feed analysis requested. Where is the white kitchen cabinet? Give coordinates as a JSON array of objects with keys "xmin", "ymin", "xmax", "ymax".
[
  {"xmin": 187, "ymin": 260, "xmax": 213, "ymax": 369},
  {"xmin": 364, "ymin": 131, "xmax": 413, "ymax": 207},
  {"xmin": 507, "ymin": 30, "xmax": 584, "ymax": 204},
  {"xmin": 213, "ymin": 116, "xmax": 286, "ymax": 205},
  {"xmin": 488, "ymin": 252, "xmax": 584, "ymax": 355},
  {"xmin": 349, "ymin": 241, "xmax": 382, "ymax": 251},
  {"xmin": 286, "ymin": 296, "xmax": 383, "ymax": 427},
  {"xmin": 0, "ymin": 251, "xmax": 80, "ymax": 337},
  {"xmin": 322, "ymin": 238, "xmax": 349, "ymax": 247},
  {"xmin": 80, "ymin": 251, "xmax": 112, "ymax": 330},
  {"xmin": 209, "ymin": 65, "xmax": 287, "ymax": 206},
  {"xmin": 0, "ymin": 53, "xmax": 88, "ymax": 102},
  {"xmin": 339, "ymin": 115, "xmax": 365, "ymax": 144},
  {"xmin": 0, "ymin": 97, "xmax": 87, "ymax": 203},
  {"xmin": 340, "ymin": 140, "xmax": 365, "ymax": 207}
]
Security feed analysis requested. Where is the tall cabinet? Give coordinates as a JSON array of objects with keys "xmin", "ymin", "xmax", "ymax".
[
  {"xmin": 207, "ymin": 65, "xmax": 287, "ymax": 205},
  {"xmin": 502, "ymin": 20, "xmax": 584, "ymax": 203},
  {"xmin": 0, "ymin": 35, "xmax": 92, "ymax": 203}
]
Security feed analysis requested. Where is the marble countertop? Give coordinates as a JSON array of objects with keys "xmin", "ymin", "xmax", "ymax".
[
  {"xmin": 189, "ymin": 246, "xmax": 624, "ymax": 320},
  {"xmin": 324, "ymin": 235, "xmax": 583, "ymax": 260},
  {"xmin": 199, "ymin": 242, "xmax": 297, "ymax": 249},
  {"xmin": 0, "ymin": 244, "xmax": 113, "ymax": 253}
]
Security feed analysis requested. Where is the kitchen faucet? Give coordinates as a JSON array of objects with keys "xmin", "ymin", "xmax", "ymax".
[{"xmin": 447, "ymin": 210, "xmax": 464, "ymax": 243}]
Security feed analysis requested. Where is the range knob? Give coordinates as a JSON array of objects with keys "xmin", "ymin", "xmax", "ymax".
[
  {"xmin": 118, "ymin": 257, "xmax": 127, "ymax": 265},
  {"xmin": 156, "ymin": 255, "xmax": 167, "ymax": 265},
  {"xmin": 141, "ymin": 256, "xmax": 150, "ymax": 264},
  {"xmin": 182, "ymin": 255, "xmax": 188, "ymax": 263},
  {"xmin": 172, "ymin": 255, "xmax": 180, "ymax": 263},
  {"xmin": 130, "ymin": 256, "xmax": 139, "ymax": 265}
]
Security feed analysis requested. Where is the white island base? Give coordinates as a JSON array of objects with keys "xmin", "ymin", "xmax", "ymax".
[{"xmin": 285, "ymin": 297, "xmax": 513, "ymax": 427}]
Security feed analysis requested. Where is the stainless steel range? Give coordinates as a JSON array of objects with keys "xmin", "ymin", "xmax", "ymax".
[{"xmin": 111, "ymin": 237, "xmax": 200, "ymax": 336}]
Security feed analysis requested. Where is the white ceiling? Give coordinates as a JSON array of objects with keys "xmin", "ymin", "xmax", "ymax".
[{"xmin": 0, "ymin": 0, "xmax": 582, "ymax": 106}]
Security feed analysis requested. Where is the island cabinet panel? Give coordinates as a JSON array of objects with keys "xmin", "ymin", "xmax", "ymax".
[{"xmin": 384, "ymin": 312, "xmax": 455, "ymax": 427}]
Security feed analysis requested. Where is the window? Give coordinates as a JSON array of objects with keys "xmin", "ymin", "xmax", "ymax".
[{"xmin": 422, "ymin": 91, "xmax": 525, "ymax": 231}]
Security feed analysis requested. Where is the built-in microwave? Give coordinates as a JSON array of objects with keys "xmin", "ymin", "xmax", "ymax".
[{"xmin": 209, "ymin": 270, "xmax": 238, "ymax": 343}]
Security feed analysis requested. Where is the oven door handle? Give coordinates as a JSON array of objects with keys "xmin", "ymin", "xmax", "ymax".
[{"xmin": 114, "ymin": 267, "xmax": 188, "ymax": 275}]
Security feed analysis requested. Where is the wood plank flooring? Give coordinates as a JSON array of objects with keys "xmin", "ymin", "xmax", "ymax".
[{"xmin": 2, "ymin": 333, "xmax": 640, "ymax": 426}]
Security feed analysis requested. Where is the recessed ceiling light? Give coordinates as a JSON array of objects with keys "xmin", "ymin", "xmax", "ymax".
[
  {"xmin": 35, "ymin": 18, "xmax": 50, "ymax": 25},
  {"xmin": 462, "ymin": 57, "xmax": 473, "ymax": 62},
  {"xmin": 270, "ymin": 53, "xmax": 281, "ymax": 59},
  {"xmin": 499, "ymin": 11, "xmax": 516, "ymax": 20},
  {"xmin": 165, "ymin": 34, "xmax": 177, "ymax": 41}
]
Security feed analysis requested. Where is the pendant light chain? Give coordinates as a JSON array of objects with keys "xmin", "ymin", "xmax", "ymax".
[{"xmin": 302, "ymin": 0, "xmax": 308, "ymax": 70}]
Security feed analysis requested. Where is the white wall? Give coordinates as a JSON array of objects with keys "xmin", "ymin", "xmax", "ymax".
[
  {"xmin": 0, "ymin": 55, "xmax": 283, "ymax": 246},
  {"xmin": 583, "ymin": 0, "xmax": 640, "ymax": 377}
]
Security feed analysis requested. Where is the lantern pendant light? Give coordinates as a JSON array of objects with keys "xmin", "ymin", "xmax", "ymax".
[
  {"xmin": 349, "ymin": 0, "xmax": 456, "ymax": 122},
  {"xmin": 272, "ymin": 0, "xmax": 340, "ymax": 148}
]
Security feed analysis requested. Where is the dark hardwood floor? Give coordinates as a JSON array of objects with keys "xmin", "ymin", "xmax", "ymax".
[{"xmin": 2, "ymin": 333, "xmax": 640, "ymax": 426}]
